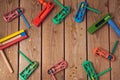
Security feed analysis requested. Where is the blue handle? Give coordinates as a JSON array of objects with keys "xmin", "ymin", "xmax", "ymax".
[
  {"xmin": 17, "ymin": 9, "xmax": 31, "ymax": 29},
  {"xmin": 21, "ymin": 14, "xmax": 31, "ymax": 29},
  {"xmin": 108, "ymin": 19, "xmax": 120, "ymax": 37}
]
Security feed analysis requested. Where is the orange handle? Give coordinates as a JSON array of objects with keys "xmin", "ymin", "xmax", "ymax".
[{"xmin": 38, "ymin": 0, "xmax": 47, "ymax": 6}]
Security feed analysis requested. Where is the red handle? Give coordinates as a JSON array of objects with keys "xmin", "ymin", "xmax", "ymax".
[{"xmin": 38, "ymin": 0, "xmax": 47, "ymax": 6}]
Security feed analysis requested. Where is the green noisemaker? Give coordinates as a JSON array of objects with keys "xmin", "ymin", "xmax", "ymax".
[
  {"xmin": 52, "ymin": 0, "xmax": 70, "ymax": 24},
  {"xmin": 88, "ymin": 14, "xmax": 112, "ymax": 34},
  {"xmin": 88, "ymin": 14, "xmax": 120, "ymax": 37},
  {"xmin": 19, "ymin": 51, "xmax": 39, "ymax": 80},
  {"xmin": 82, "ymin": 61, "xmax": 111, "ymax": 80}
]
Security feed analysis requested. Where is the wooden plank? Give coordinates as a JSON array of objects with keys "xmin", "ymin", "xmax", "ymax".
[
  {"xmin": 0, "ymin": 0, "xmax": 19, "ymax": 80},
  {"xmin": 19, "ymin": 0, "xmax": 41, "ymax": 80},
  {"xmin": 87, "ymin": 0, "xmax": 111, "ymax": 80},
  {"xmin": 109, "ymin": 0, "xmax": 120, "ymax": 80},
  {"xmin": 42, "ymin": 0, "xmax": 64, "ymax": 80},
  {"xmin": 65, "ymin": 0, "xmax": 87, "ymax": 80},
  {"xmin": 1, "ymin": 0, "xmax": 120, "ymax": 80}
]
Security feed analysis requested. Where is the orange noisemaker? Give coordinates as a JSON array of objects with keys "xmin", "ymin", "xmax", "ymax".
[{"xmin": 94, "ymin": 47, "xmax": 115, "ymax": 61}]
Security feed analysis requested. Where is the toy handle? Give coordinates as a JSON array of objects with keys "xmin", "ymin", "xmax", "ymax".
[
  {"xmin": 17, "ymin": 9, "xmax": 31, "ymax": 29},
  {"xmin": 87, "ymin": 7, "xmax": 102, "ymax": 14},
  {"xmin": 54, "ymin": 0, "xmax": 64, "ymax": 9},
  {"xmin": 20, "ymin": 14, "xmax": 31, "ymax": 29},
  {"xmin": 111, "ymin": 40, "xmax": 119, "ymax": 55},
  {"xmin": 51, "ymin": 73, "xmax": 57, "ymax": 80},
  {"xmin": 108, "ymin": 19, "xmax": 120, "ymax": 37},
  {"xmin": 0, "ymin": 50, "xmax": 13, "ymax": 73},
  {"xmin": 38, "ymin": 0, "xmax": 47, "ymax": 6},
  {"xmin": 97, "ymin": 68, "xmax": 111, "ymax": 77},
  {"xmin": 19, "ymin": 50, "xmax": 33, "ymax": 64}
]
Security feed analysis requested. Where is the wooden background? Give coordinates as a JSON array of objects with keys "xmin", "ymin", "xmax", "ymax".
[{"xmin": 0, "ymin": 0, "xmax": 120, "ymax": 80}]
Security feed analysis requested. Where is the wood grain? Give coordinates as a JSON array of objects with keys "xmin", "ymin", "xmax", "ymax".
[
  {"xmin": 65, "ymin": 0, "xmax": 87, "ymax": 80},
  {"xmin": 1, "ymin": 0, "xmax": 120, "ymax": 80},
  {"xmin": 19, "ymin": 0, "xmax": 41, "ymax": 80},
  {"xmin": 87, "ymin": 0, "xmax": 111, "ymax": 80},
  {"xmin": 0, "ymin": 0, "xmax": 19, "ymax": 80},
  {"xmin": 42, "ymin": 0, "xmax": 64, "ymax": 80},
  {"xmin": 109, "ymin": 0, "xmax": 120, "ymax": 80}
]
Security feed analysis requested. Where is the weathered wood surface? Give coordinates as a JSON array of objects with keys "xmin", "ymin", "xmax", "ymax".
[
  {"xmin": 0, "ymin": 0, "xmax": 120, "ymax": 80},
  {"xmin": 0, "ymin": 0, "xmax": 19, "ymax": 80}
]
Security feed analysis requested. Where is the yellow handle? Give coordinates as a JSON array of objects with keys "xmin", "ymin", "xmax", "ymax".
[{"xmin": 0, "ymin": 29, "xmax": 24, "ymax": 43}]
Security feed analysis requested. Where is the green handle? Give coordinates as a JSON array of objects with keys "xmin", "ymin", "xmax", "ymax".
[
  {"xmin": 87, "ymin": 6, "xmax": 102, "ymax": 14},
  {"xmin": 97, "ymin": 68, "xmax": 111, "ymax": 77},
  {"xmin": 111, "ymin": 40, "xmax": 119, "ymax": 55},
  {"xmin": 19, "ymin": 50, "xmax": 32, "ymax": 64},
  {"xmin": 54, "ymin": 0, "xmax": 65, "ymax": 9}
]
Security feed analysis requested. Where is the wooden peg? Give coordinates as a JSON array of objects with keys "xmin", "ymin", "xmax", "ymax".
[{"xmin": 0, "ymin": 50, "xmax": 13, "ymax": 73}]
